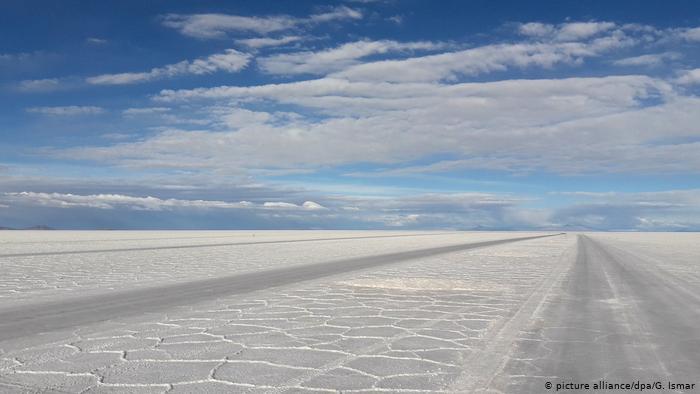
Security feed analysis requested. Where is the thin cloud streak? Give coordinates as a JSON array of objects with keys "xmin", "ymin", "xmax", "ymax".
[
  {"xmin": 87, "ymin": 49, "xmax": 251, "ymax": 85},
  {"xmin": 161, "ymin": 6, "xmax": 362, "ymax": 39}
]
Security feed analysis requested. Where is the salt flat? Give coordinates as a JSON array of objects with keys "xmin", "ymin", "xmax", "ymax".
[
  {"xmin": 0, "ymin": 231, "xmax": 698, "ymax": 393},
  {"xmin": 0, "ymin": 231, "xmax": 530, "ymax": 305}
]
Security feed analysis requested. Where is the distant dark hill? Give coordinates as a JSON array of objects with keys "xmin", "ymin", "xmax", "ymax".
[
  {"xmin": 24, "ymin": 225, "xmax": 55, "ymax": 230},
  {"xmin": 0, "ymin": 225, "xmax": 56, "ymax": 230}
]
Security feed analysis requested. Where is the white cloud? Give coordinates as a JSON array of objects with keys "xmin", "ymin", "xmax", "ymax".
[
  {"xmin": 387, "ymin": 15, "xmax": 403, "ymax": 25},
  {"xmin": 82, "ymin": 74, "xmax": 695, "ymax": 175},
  {"xmin": 555, "ymin": 22, "xmax": 616, "ymax": 41},
  {"xmin": 307, "ymin": 6, "xmax": 362, "ymax": 23},
  {"xmin": 1, "ymin": 188, "xmax": 540, "ymax": 230},
  {"xmin": 262, "ymin": 201, "xmax": 297, "ymax": 209},
  {"xmin": 122, "ymin": 107, "xmax": 172, "ymax": 116},
  {"xmin": 218, "ymin": 108, "xmax": 273, "ymax": 128},
  {"xmin": 86, "ymin": 37, "xmax": 108, "ymax": 45},
  {"xmin": 236, "ymin": 35, "xmax": 305, "ymax": 48},
  {"xmin": 7, "ymin": 19, "xmax": 700, "ymax": 231},
  {"xmin": 330, "ymin": 36, "xmax": 634, "ymax": 82},
  {"xmin": 162, "ymin": 14, "xmax": 296, "ymax": 38},
  {"xmin": 258, "ymin": 40, "xmax": 446, "ymax": 75},
  {"xmin": 157, "ymin": 74, "xmax": 666, "ymax": 118},
  {"xmin": 87, "ymin": 49, "xmax": 251, "ymax": 85},
  {"xmin": 2, "ymin": 192, "xmax": 325, "ymax": 212},
  {"xmin": 519, "ymin": 21, "xmax": 617, "ymax": 42},
  {"xmin": 17, "ymin": 78, "xmax": 61, "ymax": 92},
  {"xmin": 263, "ymin": 201, "xmax": 327, "ymax": 210},
  {"xmin": 27, "ymin": 106, "xmax": 104, "ymax": 116},
  {"xmin": 302, "ymin": 201, "xmax": 327, "ymax": 210},
  {"xmin": 613, "ymin": 52, "xmax": 680, "ymax": 67},
  {"xmin": 678, "ymin": 26, "xmax": 700, "ymax": 41},
  {"xmin": 676, "ymin": 68, "xmax": 700, "ymax": 85},
  {"xmin": 518, "ymin": 22, "xmax": 555, "ymax": 37},
  {"xmin": 162, "ymin": 6, "xmax": 361, "ymax": 39}
]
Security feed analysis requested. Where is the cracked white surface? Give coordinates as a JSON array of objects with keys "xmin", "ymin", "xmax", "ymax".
[
  {"xmin": 0, "ymin": 231, "xmax": 575, "ymax": 392},
  {"xmin": 0, "ymin": 231, "xmax": 516, "ymax": 305}
]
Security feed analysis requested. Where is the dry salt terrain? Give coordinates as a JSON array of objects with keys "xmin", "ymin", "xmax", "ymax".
[{"xmin": 0, "ymin": 231, "xmax": 698, "ymax": 393}]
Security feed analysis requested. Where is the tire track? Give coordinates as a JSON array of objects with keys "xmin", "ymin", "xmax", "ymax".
[
  {"xmin": 0, "ymin": 234, "xmax": 561, "ymax": 342},
  {"xmin": 0, "ymin": 232, "xmax": 459, "ymax": 259}
]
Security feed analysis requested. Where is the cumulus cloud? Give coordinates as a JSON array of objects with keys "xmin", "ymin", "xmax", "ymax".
[
  {"xmin": 676, "ymin": 68, "xmax": 700, "ymax": 85},
  {"xmin": 162, "ymin": 6, "xmax": 361, "ymax": 39},
  {"xmin": 26, "ymin": 106, "xmax": 104, "ymax": 116},
  {"xmin": 258, "ymin": 40, "xmax": 446, "ymax": 75},
  {"xmin": 264, "ymin": 201, "xmax": 327, "ymax": 210},
  {"xmin": 302, "ymin": 201, "xmax": 327, "ymax": 210},
  {"xmin": 87, "ymin": 49, "xmax": 251, "ymax": 85}
]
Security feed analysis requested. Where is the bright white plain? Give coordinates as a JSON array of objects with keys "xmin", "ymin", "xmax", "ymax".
[{"xmin": 0, "ymin": 231, "xmax": 698, "ymax": 393}]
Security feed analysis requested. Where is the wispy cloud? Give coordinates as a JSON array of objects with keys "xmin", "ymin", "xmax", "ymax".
[
  {"xmin": 236, "ymin": 35, "xmax": 305, "ymax": 48},
  {"xmin": 122, "ymin": 107, "xmax": 171, "ymax": 116},
  {"xmin": 145, "ymin": 74, "xmax": 688, "ymax": 175},
  {"xmin": 162, "ymin": 6, "xmax": 361, "ymax": 39},
  {"xmin": 331, "ymin": 37, "xmax": 635, "ymax": 82},
  {"xmin": 613, "ymin": 52, "xmax": 681, "ymax": 67},
  {"xmin": 85, "ymin": 37, "xmax": 108, "ymax": 45},
  {"xmin": 17, "ymin": 78, "xmax": 62, "ymax": 92},
  {"xmin": 518, "ymin": 21, "xmax": 617, "ymax": 41},
  {"xmin": 26, "ymin": 106, "xmax": 104, "ymax": 116},
  {"xmin": 86, "ymin": 49, "xmax": 251, "ymax": 85},
  {"xmin": 124, "ymin": 18, "xmax": 700, "ymax": 179},
  {"xmin": 258, "ymin": 40, "xmax": 447, "ymax": 75}
]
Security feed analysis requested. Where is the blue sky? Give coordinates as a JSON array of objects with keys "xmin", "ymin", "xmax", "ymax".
[{"xmin": 1, "ymin": 0, "xmax": 700, "ymax": 230}]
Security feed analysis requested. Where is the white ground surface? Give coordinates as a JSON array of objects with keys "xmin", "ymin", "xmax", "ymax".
[
  {"xmin": 0, "ymin": 231, "xmax": 698, "ymax": 393},
  {"xmin": 0, "ymin": 231, "xmax": 531, "ymax": 305}
]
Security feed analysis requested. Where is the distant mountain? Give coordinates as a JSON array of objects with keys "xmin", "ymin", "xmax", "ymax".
[
  {"xmin": 0, "ymin": 225, "xmax": 56, "ymax": 230},
  {"xmin": 24, "ymin": 225, "xmax": 55, "ymax": 230}
]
